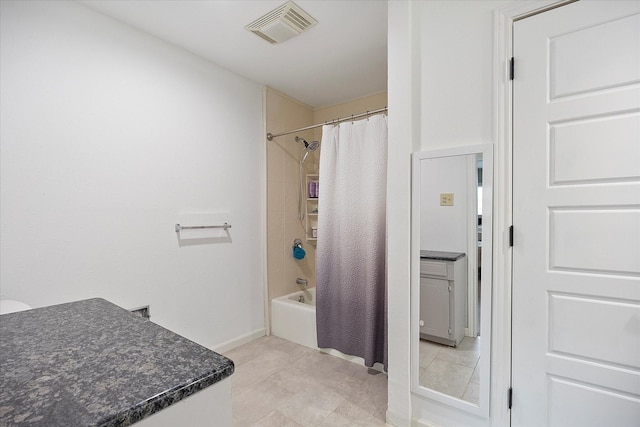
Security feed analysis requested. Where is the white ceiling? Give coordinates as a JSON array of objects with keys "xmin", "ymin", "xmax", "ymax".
[{"xmin": 77, "ymin": 0, "xmax": 388, "ymax": 108}]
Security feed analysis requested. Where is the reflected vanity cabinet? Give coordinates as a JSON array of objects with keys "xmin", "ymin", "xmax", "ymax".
[{"xmin": 419, "ymin": 251, "xmax": 467, "ymax": 347}]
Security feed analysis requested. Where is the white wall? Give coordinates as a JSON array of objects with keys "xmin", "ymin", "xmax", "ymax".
[
  {"xmin": 386, "ymin": 2, "xmax": 416, "ymax": 425},
  {"xmin": 420, "ymin": 156, "xmax": 470, "ymax": 253},
  {"xmin": 388, "ymin": 1, "xmax": 513, "ymax": 426},
  {"xmin": 417, "ymin": 0, "xmax": 510, "ymax": 150},
  {"xmin": 0, "ymin": 0, "xmax": 265, "ymax": 350}
]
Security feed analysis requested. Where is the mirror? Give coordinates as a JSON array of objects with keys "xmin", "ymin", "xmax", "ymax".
[{"xmin": 411, "ymin": 144, "xmax": 493, "ymax": 417}]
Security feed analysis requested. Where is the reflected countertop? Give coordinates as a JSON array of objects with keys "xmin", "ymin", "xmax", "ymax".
[{"xmin": 420, "ymin": 250, "xmax": 466, "ymax": 261}]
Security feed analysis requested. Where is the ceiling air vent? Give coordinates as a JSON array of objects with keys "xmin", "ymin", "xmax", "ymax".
[{"xmin": 245, "ymin": 1, "xmax": 318, "ymax": 44}]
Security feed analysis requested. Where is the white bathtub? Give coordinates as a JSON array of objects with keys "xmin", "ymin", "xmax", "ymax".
[
  {"xmin": 270, "ymin": 287, "xmax": 385, "ymax": 371},
  {"xmin": 271, "ymin": 288, "xmax": 317, "ymax": 350}
]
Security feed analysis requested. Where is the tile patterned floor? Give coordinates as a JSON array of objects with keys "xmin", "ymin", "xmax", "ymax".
[
  {"xmin": 418, "ymin": 336, "xmax": 480, "ymax": 404},
  {"xmin": 224, "ymin": 336, "xmax": 388, "ymax": 427}
]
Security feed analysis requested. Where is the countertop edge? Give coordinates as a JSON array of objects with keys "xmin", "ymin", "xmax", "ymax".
[
  {"xmin": 97, "ymin": 362, "xmax": 235, "ymax": 427},
  {"xmin": 420, "ymin": 250, "xmax": 466, "ymax": 261}
]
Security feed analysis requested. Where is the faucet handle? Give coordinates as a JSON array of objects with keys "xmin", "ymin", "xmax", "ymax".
[{"xmin": 296, "ymin": 278, "xmax": 308, "ymax": 287}]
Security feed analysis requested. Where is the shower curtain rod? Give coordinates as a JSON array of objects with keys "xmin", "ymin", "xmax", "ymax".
[{"xmin": 266, "ymin": 106, "xmax": 387, "ymax": 141}]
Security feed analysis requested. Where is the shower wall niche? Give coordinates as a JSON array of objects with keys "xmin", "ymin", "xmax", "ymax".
[
  {"xmin": 305, "ymin": 173, "xmax": 319, "ymax": 241},
  {"xmin": 265, "ymin": 87, "xmax": 387, "ymax": 303}
]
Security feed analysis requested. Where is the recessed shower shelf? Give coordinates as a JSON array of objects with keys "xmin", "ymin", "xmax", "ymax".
[{"xmin": 306, "ymin": 174, "xmax": 319, "ymax": 242}]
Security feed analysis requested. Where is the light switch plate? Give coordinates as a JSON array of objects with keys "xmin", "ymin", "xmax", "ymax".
[{"xmin": 440, "ymin": 193, "xmax": 454, "ymax": 206}]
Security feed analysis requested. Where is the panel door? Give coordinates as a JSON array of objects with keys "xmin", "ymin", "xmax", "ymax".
[{"xmin": 512, "ymin": 1, "xmax": 640, "ymax": 426}]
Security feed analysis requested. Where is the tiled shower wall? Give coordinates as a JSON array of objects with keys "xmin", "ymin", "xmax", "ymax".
[
  {"xmin": 266, "ymin": 88, "xmax": 388, "ymax": 304},
  {"xmin": 266, "ymin": 88, "xmax": 316, "ymax": 303}
]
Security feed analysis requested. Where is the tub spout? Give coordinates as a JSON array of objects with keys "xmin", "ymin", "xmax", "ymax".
[{"xmin": 296, "ymin": 278, "xmax": 308, "ymax": 287}]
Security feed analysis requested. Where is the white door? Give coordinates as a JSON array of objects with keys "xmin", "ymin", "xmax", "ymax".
[{"xmin": 512, "ymin": 2, "xmax": 640, "ymax": 426}]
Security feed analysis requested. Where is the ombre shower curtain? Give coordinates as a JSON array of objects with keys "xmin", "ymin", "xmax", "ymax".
[{"xmin": 316, "ymin": 114, "xmax": 387, "ymax": 369}]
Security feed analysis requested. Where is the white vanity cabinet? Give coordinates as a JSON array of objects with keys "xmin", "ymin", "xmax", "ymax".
[{"xmin": 419, "ymin": 251, "xmax": 467, "ymax": 347}]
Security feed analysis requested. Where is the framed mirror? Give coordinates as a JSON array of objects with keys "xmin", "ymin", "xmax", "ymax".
[{"xmin": 411, "ymin": 144, "xmax": 493, "ymax": 417}]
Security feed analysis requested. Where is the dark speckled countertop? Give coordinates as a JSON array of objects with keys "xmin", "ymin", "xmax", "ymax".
[
  {"xmin": 420, "ymin": 250, "xmax": 466, "ymax": 261},
  {"xmin": 0, "ymin": 298, "xmax": 234, "ymax": 427}
]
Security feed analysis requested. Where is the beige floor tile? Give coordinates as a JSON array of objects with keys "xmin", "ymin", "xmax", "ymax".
[
  {"xmin": 320, "ymin": 400, "xmax": 388, "ymax": 427},
  {"xmin": 229, "ymin": 336, "xmax": 388, "ymax": 426},
  {"xmin": 458, "ymin": 336, "xmax": 480, "ymax": 350},
  {"xmin": 278, "ymin": 386, "xmax": 346, "ymax": 426},
  {"xmin": 341, "ymin": 374, "xmax": 388, "ymax": 422},
  {"xmin": 364, "ymin": 369, "xmax": 389, "ymax": 396},
  {"xmin": 252, "ymin": 410, "xmax": 302, "ymax": 427},
  {"xmin": 231, "ymin": 348, "xmax": 291, "ymax": 393},
  {"xmin": 436, "ymin": 338, "xmax": 480, "ymax": 369},
  {"xmin": 272, "ymin": 365, "xmax": 348, "ymax": 396},
  {"xmin": 265, "ymin": 336, "xmax": 318, "ymax": 361},
  {"xmin": 291, "ymin": 349, "xmax": 351, "ymax": 374},
  {"xmin": 232, "ymin": 376, "xmax": 296, "ymax": 427},
  {"xmin": 419, "ymin": 358, "xmax": 474, "ymax": 399},
  {"xmin": 470, "ymin": 361, "xmax": 481, "ymax": 384},
  {"xmin": 333, "ymin": 375, "xmax": 369, "ymax": 400},
  {"xmin": 418, "ymin": 339, "xmax": 441, "ymax": 368},
  {"xmin": 418, "ymin": 337, "xmax": 481, "ymax": 399},
  {"xmin": 329, "ymin": 357, "xmax": 381, "ymax": 383},
  {"xmin": 224, "ymin": 336, "xmax": 274, "ymax": 367},
  {"xmin": 462, "ymin": 381, "xmax": 480, "ymax": 405}
]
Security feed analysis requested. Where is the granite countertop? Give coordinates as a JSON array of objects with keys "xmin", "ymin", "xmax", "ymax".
[
  {"xmin": 420, "ymin": 250, "xmax": 466, "ymax": 261},
  {"xmin": 0, "ymin": 298, "xmax": 234, "ymax": 427}
]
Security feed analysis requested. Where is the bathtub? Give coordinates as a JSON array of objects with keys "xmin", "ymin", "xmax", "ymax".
[
  {"xmin": 271, "ymin": 288, "xmax": 317, "ymax": 350},
  {"xmin": 270, "ymin": 288, "xmax": 385, "ymax": 371}
]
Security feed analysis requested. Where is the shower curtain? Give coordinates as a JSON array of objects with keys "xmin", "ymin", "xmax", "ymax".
[{"xmin": 316, "ymin": 114, "xmax": 387, "ymax": 369}]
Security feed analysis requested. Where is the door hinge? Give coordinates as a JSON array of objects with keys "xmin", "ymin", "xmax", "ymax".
[
  {"xmin": 508, "ymin": 387, "xmax": 513, "ymax": 409},
  {"xmin": 509, "ymin": 57, "xmax": 515, "ymax": 80},
  {"xmin": 448, "ymin": 285, "xmax": 452, "ymax": 292},
  {"xmin": 509, "ymin": 225, "xmax": 514, "ymax": 247}
]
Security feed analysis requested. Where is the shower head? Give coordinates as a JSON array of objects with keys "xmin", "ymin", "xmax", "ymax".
[
  {"xmin": 307, "ymin": 140, "xmax": 320, "ymax": 151},
  {"xmin": 295, "ymin": 136, "xmax": 320, "ymax": 151}
]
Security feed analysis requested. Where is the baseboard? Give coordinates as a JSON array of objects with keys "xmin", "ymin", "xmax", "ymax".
[
  {"xmin": 386, "ymin": 409, "xmax": 411, "ymax": 427},
  {"xmin": 211, "ymin": 328, "xmax": 265, "ymax": 354}
]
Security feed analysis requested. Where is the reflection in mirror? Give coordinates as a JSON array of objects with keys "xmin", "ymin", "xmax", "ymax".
[{"xmin": 411, "ymin": 145, "xmax": 493, "ymax": 418}]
